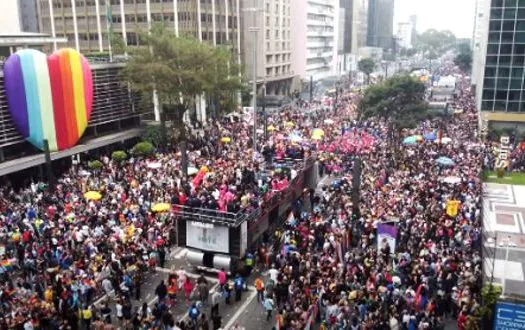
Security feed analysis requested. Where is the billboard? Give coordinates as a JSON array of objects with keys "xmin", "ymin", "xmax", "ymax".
[
  {"xmin": 3, "ymin": 48, "xmax": 93, "ymax": 152},
  {"xmin": 186, "ymin": 221, "xmax": 229, "ymax": 254},
  {"xmin": 377, "ymin": 223, "xmax": 397, "ymax": 254},
  {"xmin": 494, "ymin": 301, "xmax": 525, "ymax": 330}
]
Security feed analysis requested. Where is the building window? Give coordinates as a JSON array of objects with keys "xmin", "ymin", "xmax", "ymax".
[
  {"xmin": 266, "ymin": 55, "xmax": 272, "ymax": 63},
  {"xmin": 266, "ymin": 29, "xmax": 270, "ymax": 39}
]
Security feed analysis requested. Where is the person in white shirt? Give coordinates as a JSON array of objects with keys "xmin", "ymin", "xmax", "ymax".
[
  {"xmin": 268, "ymin": 265, "xmax": 279, "ymax": 283},
  {"xmin": 116, "ymin": 300, "xmax": 123, "ymax": 322}
]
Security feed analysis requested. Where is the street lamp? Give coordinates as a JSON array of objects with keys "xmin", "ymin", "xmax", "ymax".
[{"xmin": 244, "ymin": 4, "xmax": 262, "ymax": 154}]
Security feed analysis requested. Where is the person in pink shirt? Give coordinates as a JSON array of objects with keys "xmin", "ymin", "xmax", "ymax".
[{"xmin": 218, "ymin": 268, "xmax": 227, "ymax": 289}]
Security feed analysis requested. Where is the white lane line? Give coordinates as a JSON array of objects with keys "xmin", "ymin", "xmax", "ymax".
[
  {"xmin": 223, "ymin": 288, "xmax": 257, "ymax": 330},
  {"xmin": 154, "ymin": 267, "xmax": 217, "ymax": 283}
]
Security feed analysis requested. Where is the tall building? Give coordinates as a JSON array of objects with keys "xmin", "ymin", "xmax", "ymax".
[
  {"xmin": 366, "ymin": 0, "xmax": 394, "ymax": 50},
  {"xmin": 241, "ymin": 0, "xmax": 295, "ymax": 96},
  {"xmin": 476, "ymin": 0, "xmax": 525, "ymax": 128},
  {"xmin": 36, "ymin": 0, "xmax": 241, "ymax": 57},
  {"xmin": 472, "ymin": 0, "xmax": 487, "ymax": 87},
  {"xmin": 19, "ymin": 0, "xmax": 40, "ymax": 32},
  {"xmin": 351, "ymin": 0, "xmax": 368, "ymax": 53},
  {"xmin": 336, "ymin": 0, "xmax": 356, "ymax": 75},
  {"xmin": 396, "ymin": 22, "xmax": 413, "ymax": 49},
  {"xmin": 292, "ymin": 0, "xmax": 339, "ymax": 81}
]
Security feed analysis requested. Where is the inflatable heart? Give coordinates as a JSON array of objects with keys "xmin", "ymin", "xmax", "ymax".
[{"xmin": 3, "ymin": 48, "xmax": 93, "ymax": 152}]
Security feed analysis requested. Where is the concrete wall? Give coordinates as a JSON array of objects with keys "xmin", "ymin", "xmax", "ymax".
[{"xmin": 0, "ymin": 0, "xmax": 22, "ymax": 34}]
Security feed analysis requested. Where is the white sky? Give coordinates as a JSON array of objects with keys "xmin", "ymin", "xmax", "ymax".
[{"xmin": 394, "ymin": 0, "xmax": 477, "ymax": 39}]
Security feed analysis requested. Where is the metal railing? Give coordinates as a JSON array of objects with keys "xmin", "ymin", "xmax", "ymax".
[{"xmin": 173, "ymin": 154, "xmax": 316, "ymax": 226}]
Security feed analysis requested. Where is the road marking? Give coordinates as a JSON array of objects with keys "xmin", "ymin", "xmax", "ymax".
[
  {"xmin": 178, "ymin": 282, "xmax": 220, "ymax": 322},
  {"xmin": 154, "ymin": 267, "xmax": 218, "ymax": 283},
  {"xmin": 174, "ymin": 248, "xmax": 188, "ymax": 259},
  {"xmin": 223, "ymin": 287, "xmax": 257, "ymax": 330}
]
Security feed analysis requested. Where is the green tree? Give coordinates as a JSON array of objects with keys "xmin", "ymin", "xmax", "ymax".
[
  {"xmin": 358, "ymin": 58, "xmax": 376, "ymax": 84},
  {"xmin": 122, "ymin": 24, "xmax": 242, "ymax": 172},
  {"xmin": 358, "ymin": 75, "xmax": 428, "ymax": 145},
  {"xmin": 413, "ymin": 29, "xmax": 457, "ymax": 54},
  {"xmin": 454, "ymin": 43, "xmax": 473, "ymax": 73},
  {"xmin": 133, "ymin": 141, "xmax": 155, "ymax": 157},
  {"xmin": 111, "ymin": 150, "xmax": 128, "ymax": 163}
]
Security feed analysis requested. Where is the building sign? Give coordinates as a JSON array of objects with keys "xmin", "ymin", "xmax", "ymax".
[
  {"xmin": 3, "ymin": 48, "xmax": 93, "ymax": 152},
  {"xmin": 494, "ymin": 301, "xmax": 525, "ymax": 330},
  {"xmin": 496, "ymin": 136, "xmax": 510, "ymax": 169},
  {"xmin": 186, "ymin": 221, "xmax": 229, "ymax": 253}
]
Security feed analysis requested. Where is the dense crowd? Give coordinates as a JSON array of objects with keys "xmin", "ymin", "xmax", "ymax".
[
  {"xmin": 248, "ymin": 74, "xmax": 485, "ymax": 330},
  {"xmin": 0, "ymin": 64, "xmax": 490, "ymax": 330}
]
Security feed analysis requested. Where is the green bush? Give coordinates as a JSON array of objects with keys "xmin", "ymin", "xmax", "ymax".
[
  {"xmin": 496, "ymin": 167, "xmax": 505, "ymax": 178},
  {"xmin": 133, "ymin": 141, "xmax": 154, "ymax": 156},
  {"xmin": 87, "ymin": 160, "xmax": 103, "ymax": 170},
  {"xmin": 111, "ymin": 150, "xmax": 128, "ymax": 163}
]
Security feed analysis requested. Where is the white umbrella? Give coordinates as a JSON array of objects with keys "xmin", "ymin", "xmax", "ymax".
[
  {"xmin": 187, "ymin": 167, "xmax": 199, "ymax": 175},
  {"xmin": 147, "ymin": 162, "xmax": 162, "ymax": 169},
  {"xmin": 442, "ymin": 176, "xmax": 461, "ymax": 184},
  {"xmin": 324, "ymin": 119, "xmax": 335, "ymax": 124},
  {"xmin": 435, "ymin": 137, "xmax": 452, "ymax": 144}
]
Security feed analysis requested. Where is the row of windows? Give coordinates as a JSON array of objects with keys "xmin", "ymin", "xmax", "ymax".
[
  {"xmin": 491, "ymin": 0, "xmax": 525, "ymax": 8},
  {"xmin": 486, "ymin": 42, "xmax": 525, "ymax": 54},
  {"xmin": 486, "ymin": 55, "xmax": 525, "ymax": 65},
  {"xmin": 265, "ymin": 41, "xmax": 290, "ymax": 51},
  {"xmin": 489, "ymin": 19, "xmax": 525, "ymax": 31},
  {"xmin": 483, "ymin": 77, "xmax": 524, "ymax": 89},
  {"xmin": 490, "ymin": 7, "xmax": 525, "ymax": 20},
  {"xmin": 488, "ymin": 30, "xmax": 525, "ymax": 42},
  {"xmin": 265, "ymin": 29, "xmax": 290, "ymax": 40},
  {"xmin": 481, "ymin": 100, "xmax": 525, "ymax": 112},
  {"xmin": 265, "ymin": 64, "xmax": 291, "ymax": 77},
  {"xmin": 485, "ymin": 66, "xmax": 525, "ymax": 78},
  {"xmin": 483, "ymin": 89, "xmax": 524, "ymax": 100},
  {"xmin": 266, "ymin": 53, "xmax": 291, "ymax": 64},
  {"xmin": 265, "ymin": 16, "xmax": 291, "ymax": 27},
  {"xmin": 53, "ymin": 12, "xmax": 237, "ymax": 28},
  {"xmin": 50, "ymin": 0, "xmax": 236, "ymax": 9}
]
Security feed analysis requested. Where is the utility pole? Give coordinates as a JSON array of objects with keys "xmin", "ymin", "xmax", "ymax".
[
  {"xmin": 244, "ymin": 3, "xmax": 261, "ymax": 153},
  {"xmin": 309, "ymin": 75, "xmax": 313, "ymax": 103},
  {"xmin": 43, "ymin": 139, "xmax": 55, "ymax": 192},
  {"xmin": 262, "ymin": 84, "xmax": 268, "ymax": 141}
]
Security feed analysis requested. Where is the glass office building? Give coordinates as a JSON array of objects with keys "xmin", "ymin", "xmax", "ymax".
[{"xmin": 481, "ymin": 0, "xmax": 525, "ymax": 117}]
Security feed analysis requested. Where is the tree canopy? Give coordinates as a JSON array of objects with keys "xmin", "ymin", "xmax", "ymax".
[
  {"xmin": 358, "ymin": 58, "xmax": 376, "ymax": 84},
  {"xmin": 121, "ymin": 23, "xmax": 243, "ymax": 123},
  {"xmin": 358, "ymin": 75, "xmax": 428, "ymax": 131},
  {"xmin": 413, "ymin": 29, "xmax": 457, "ymax": 55},
  {"xmin": 454, "ymin": 43, "xmax": 472, "ymax": 73}
]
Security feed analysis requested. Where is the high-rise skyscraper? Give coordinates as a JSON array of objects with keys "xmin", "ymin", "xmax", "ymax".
[
  {"xmin": 291, "ymin": 0, "xmax": 339, "ymax": 81},
  {"xmin": 241, "ymin": 0, "xmax": 295, "ymax": 96},
  {"xmin": 366, "ymin": 0, "xmax": 394, "ymax": 50},
  {"xmin": 476, "ymin": 0, "xmax": 525, "ymax": 128}
]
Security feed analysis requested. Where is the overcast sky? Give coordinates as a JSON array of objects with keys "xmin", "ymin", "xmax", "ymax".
[{"xmin": 394, "ymin": 0, "xmax": 477, "ymax": 39}]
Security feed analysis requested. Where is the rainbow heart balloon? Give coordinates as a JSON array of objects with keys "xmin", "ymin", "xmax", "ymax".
[{"xmin": 3, "ymin": 48, "xmax": 93, "ymax": 152}]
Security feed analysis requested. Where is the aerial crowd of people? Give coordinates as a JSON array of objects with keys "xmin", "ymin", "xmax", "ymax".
[{"xmin": 0, "ymin": 60, "xmax": 509, "ymax": 330}]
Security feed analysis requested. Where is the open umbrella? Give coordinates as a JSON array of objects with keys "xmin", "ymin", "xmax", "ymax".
[
  {"xmin": 402, "ymin": 136, "xmax": 418, "ymax": 145},
  {"xmin": 324, "ymin": 119, "xmax": 335, "ymax": 124},
  {"xmin": 311, "ymin": 134, "xmax": 323, "ymax": 140},
  {"xmin": 441, "ymin": 137, "xmax": 452, "ymax": 144},
  {"xmin": 151, "ymin": 203, "xmax": 171, "ymax": 213},
  {"xmin": 84, "ymin": 191, "xmax": 102, "ymax": 201},
  {"xmin": 285, "ymin": 121, "xmax": 295, "ymax": 127},
  {"xmin": 436, "ymin": 156, "xmax": 455, "ymax": 166},
  {"xmin": 423, "ymin": 132, "xmax": 437, "ymax": 141},
  {"xmin": 221, "ymin": 137, "xmax": 231, "ymax": 143},
  {"xmin": 267, "ymin": 125, "xmax": 277, "ymax": 132},
  {"xmin": 288, "ymin": 134, "xmax": 303, "ymax": 143},
  {"xmin": 147, "ymin": 162, "xmax": 162, "ymax": 169},
  {"xmin": 312, "ymin": 128, "xmax": 325, "ymax": 137},
  {"xmin": 442, "ymin": 176, "xmax": 461, "ymax": 184},
  {"xmin": 187, "ymin": 167, "xmax": 199, "ymax": 175}
]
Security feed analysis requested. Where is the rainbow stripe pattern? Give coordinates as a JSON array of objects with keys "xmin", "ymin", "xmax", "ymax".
[{"xmin": 3, "ymin": 48, "xmax": 93, "ymax": 151}]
